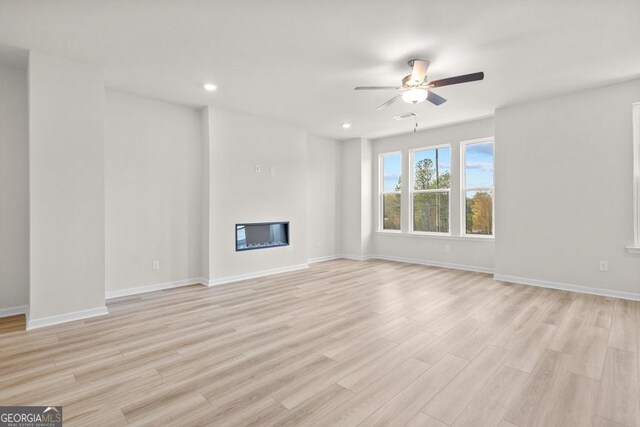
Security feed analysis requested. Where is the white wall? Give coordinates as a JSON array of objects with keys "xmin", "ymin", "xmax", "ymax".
[
  {"xmin": 341, "ymin": 138, "xmax": 373, "ymax": 259},
  {"xmin": 307, "ymin": 133, "xmax": 342, "ymax": 261},
  {"xmin": 206, "ymin": 107, "xmax": 309, "ymax": 281},
  {"xmin": 105, "ymin": 90, "xmax": 203, "ymax": 295},
  {"xmin": 361, "ymin": 138, "xmax": 373, "ymax": 256},
  {"xmin": 28, "ymin": 51, "xmax": 106, "ymax": 321},
  {"xmin": 200, "ymin": 107, "xmax": 211, "ymax": 281},
  {"xmin": 341, "ymin": 139, "xmax": 363, "ymax": 257},
  {"xmin": 495, "ymin": 78, "xmax": 640, "ymax": 296},
  {"xmin": 0, "ymin": 63, "xmax": 28, "ymax": 311},
  {"xmin": 371, "ymin": 118, "xmax": 495, "ymax": 271}
]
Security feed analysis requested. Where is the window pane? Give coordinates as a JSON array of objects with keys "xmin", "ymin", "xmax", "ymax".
[
  {"xmin": 414, "ymin": 147, "xmax": 450, "ymax": 190},
  {"xmin": 382, "ymin": 153, "xmax": 402, "ymax": 192},
  {"xmin": 464, "ymin": 141, "xmax": 494, "ymax": 188},
  {"xmin": 413, "ymin": 192, "xmax": 449, "ymax": 233},
  {"xmin": 382, "ymin": 193, "xmax": 401, "ymax": 230},
  {"xmin": 465, "ymin": 190, "xmax": 493, "ymax": 235}
]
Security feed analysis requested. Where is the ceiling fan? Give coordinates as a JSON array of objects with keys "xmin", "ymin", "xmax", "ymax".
[{"xmin": 355, "ymin": 59, "xmax": 484, "ymax": 110}]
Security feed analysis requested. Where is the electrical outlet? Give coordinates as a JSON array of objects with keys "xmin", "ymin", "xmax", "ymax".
[
  {"xmin": 269, "ymin": 165, "xmax": 275, "ymax": 177},
  {"xmin": 152, "ymin": 260, "xmax": 160, "ymax": 271},
  {"xmin": 255, "ymin": 165, "xmax": 261, "ymax": 173},
  {"xmin": 598, "ymin": 260, "xmax": 608, "ymax": 272}
]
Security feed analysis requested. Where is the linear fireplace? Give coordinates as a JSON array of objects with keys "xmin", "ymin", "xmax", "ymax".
[{"xmin": 235, "ymin": 222, "xmax": 289, "ymax": 251}]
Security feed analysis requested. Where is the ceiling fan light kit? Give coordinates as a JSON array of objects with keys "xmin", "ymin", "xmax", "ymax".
[
  {"xmin": 402, "ymin": 88, "xmax": 428, "ymax": 104},
  {"xmin": 355, "ymin": 59, "xmax": 484, "ymax": 110}
]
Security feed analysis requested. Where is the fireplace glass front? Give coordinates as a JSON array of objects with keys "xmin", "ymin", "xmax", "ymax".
[{"xmin": 235, "ymin": 222, "xmax": 289, "ymax": 251}]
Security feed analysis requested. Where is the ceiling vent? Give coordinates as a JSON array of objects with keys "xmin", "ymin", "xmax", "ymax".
[{"xmin": 392, "ymin": 112, "xmax": 417, "ymax": 120}]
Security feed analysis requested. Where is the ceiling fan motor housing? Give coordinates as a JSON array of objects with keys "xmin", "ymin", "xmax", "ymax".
[{"xmin": 402, "ymin": 74, "xmax": 427, "ymax": 89}]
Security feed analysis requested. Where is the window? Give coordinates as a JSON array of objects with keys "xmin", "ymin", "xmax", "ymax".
[
  {"xmin": 380, "ymin": 152, "xmax": 402, "ymax": 230},
  {"xmin": 461, "ymin": 138, "xmax": 494, "ymax": 236},
  {"xmin": 411, "ymin": 146, "xmax": 451, "ymax": 233}
]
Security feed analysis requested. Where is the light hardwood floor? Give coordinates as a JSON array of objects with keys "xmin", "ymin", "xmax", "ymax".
[{"xmin": 1, "ymin": 259, "xmax": 639, "ymax": 426}]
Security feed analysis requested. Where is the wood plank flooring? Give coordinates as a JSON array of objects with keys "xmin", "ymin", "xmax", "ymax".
[{"xmin": 0, "ymin": 259, "xmax": 639, "ymax": 426}]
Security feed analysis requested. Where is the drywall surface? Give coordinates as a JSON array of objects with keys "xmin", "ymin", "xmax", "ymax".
[
  {"xmin": 341, "ymin": 138, "xmax": 374, "ymax": 259},
  {"xmin": 206, "ymin": 107, "xmax": 309, "ymax": 280},
  {"xmin": 495, "ymin": 78, "xmax": 640, "ymax": 295},
  {"xmin": 28, "ymin": 51, "xmax": 106, "ymax": 320},
  {"xmin": 307, "ymin": 133, "xmax": 342, "ymax": 260},
  {"xmin": 105, "ymin": 90, "xmax": 204, "ymax": 294},
  {"xmin": 0, "ymin": 63, "xmax": 28, "ymax": 311}
]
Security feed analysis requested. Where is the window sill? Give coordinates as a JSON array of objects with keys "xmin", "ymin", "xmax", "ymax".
[
  {"xmin": 375, "ymin": 231, "xmax": 494, "ymax": 242},
  {"xmin": 626, "ymin": 246, "xmax": 640, "ymax": 255}
]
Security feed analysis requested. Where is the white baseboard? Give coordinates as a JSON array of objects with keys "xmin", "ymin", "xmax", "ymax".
[
  {"xmin": 494, "ymin": 274, "xmax": 640, "ymax": 301},
  {"xmin": 371, "ymin": 254, "xmax": 495, "ymax": 274},
  {"xmin": 341, "ymin": 254, "xmax": 373, "ymax": 261},
  {"xmin": 27, "ymin": 306, "xmax": 109, "ymax": 330},
  {"xmin": 308, "ymin": 255, "xmax": 343, "ymax": 263},
  {"xmin": 307, "ymin": 253, "xmax": 491, "ymax": 274},
  {"xmin": 0, "ymin": 305, "xmax": 29, "ymax": 319},
  {"xmin": 353, "ymin": 256, "xmax": 638, "ymax": 301},
  {"xmin": 106, "ymin": 277, "xmax": 207, "ymax": 300},
  {"xmin": 208, "ymin": 263, "xmax": 309, "ymax": 287}
]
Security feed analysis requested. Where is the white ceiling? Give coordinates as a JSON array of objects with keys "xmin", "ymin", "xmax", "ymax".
[{"xmin": 1, "ymin": 0, "xmax": 639, "ymax": 139}]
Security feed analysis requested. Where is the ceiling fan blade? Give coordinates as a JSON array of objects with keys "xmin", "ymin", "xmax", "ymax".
[
  {"xmin": 409, "ymin": 59, "xmax": 430, "ymax": 85},
  {"xmin": 428, "ymin": 72, "xmax": 484, "ymax": 88},
  {"xmin": 427, "ymin": 90, "xmax": 446, "ymax": 106},
  {"xmin": 376, "ymin": 95, "xmax": 401, "ymax": 110},
  {"xmin": 354, "ymin": 86, "xmax": 402, "ymax": 90}
]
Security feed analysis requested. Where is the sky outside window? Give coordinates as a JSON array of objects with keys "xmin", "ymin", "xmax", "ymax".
[
  {"xmin": 382, "ymin": 154, "xmax": 402, "ymax": 192},
  {"xmin": 384, "ymin": 143, "xmax": 493, "ymax": 191},
  {"xmin": 465, "ymin": 142, "xmax": 494, "ymax": 188}
]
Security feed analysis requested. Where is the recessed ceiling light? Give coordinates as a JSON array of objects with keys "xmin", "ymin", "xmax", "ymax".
[
  {"xmin": 203, "ymin": 83, "xmax": 217, "ymax": 91},
  {"xmin": 342, "ymin": 123, "xmax": 352, "ymax": 129}
]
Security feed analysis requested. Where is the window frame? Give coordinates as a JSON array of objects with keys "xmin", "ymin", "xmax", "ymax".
[
  {"xmin": 409, "ymin": 144, "xmax": 452, "ymax": 235},
  {"xmin": 460, "ymin": 137, "xmax": 495, "ymax": 238},
  {"xmin": 379, "ymin": 151, "xmax": 403, "ymax": 232}
]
